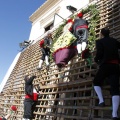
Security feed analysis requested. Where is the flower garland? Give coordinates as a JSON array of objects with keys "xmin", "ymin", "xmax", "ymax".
[
  {"xmin": 50, "ymin": 4, "xmax": 99, "ymax": 61},
  {"xmin": 52, "ymin": 4, "xmax": 99, "ymax": 51},
  {"xmin": 82, "ymin": 4, "xmax": 100, "ymax": 50}
]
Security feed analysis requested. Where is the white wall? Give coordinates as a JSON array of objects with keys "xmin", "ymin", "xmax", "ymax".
[
  {"xmin": 29, "ymin": 22, "xmax": 45, "ymax": 41},
  {"xmin": 29, "ymin": 0, "xmax": 89, "ymax": 41},
  {"xmin": 54, "ymin": 0, "xmax": 89, "ymax": 25},
  {"xmin": 0, "ymin": 52, "xmax": 21, "ymax": 93}
]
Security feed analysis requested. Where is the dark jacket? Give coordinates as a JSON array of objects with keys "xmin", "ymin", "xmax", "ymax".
[
  {"xmin": 25, "ymin": 76, "xmax": 36, "ymax": 96},
  {"xmin": 71, "ymin": 18, "xmax": 88, "ymax": 35},
  {"xmin": 44, "ymin": 37, "xmax": 52, "ymax": 47},
  {"xmin": 94, "ymin": 37, "xmax": 120, "ymax": 65},
  {"xmin": 41, "ymin": 37, "xmax": 52, "ymax": 55}
]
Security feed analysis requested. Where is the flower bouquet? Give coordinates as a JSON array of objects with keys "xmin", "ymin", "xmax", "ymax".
[{"xmin": 81, "ymin": 48, "xmax": 92, "ymax": 66}]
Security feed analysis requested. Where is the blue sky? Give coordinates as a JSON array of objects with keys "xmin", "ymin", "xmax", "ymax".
[{"xmin": 0, "ymin": 0, "xmax": 46, "ymax": 84}]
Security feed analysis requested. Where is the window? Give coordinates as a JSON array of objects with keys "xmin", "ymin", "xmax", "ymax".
[{"xmin": 44, "ymin": 22, "xmax": 53, "ymax": 32}]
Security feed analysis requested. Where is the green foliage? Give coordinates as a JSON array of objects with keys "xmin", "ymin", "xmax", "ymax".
[
  {"xmin": 82, "ymin": 4, "xmax": 100, "ymax": 50},
  {"xmin": 52, "ymin": 4, "xmax": 99, "ymax": 52},
  {"xmin": 50, "ymin": 22, "xmax": 66, "ymax": 61},
  {"xmin": 52, "ymin": 22, "xmax": 66, "ymax": 43}
]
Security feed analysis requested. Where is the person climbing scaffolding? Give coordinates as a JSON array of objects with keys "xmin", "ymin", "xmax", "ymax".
[
  {"xmin": 52, "ymin": 18, "xmax": 77, "ymax": 69},
  {"xmin": 37, "ymin": 31, "xmax": 53, "ymax": 70},
  {"xmin": 93, "ymin": 28, "xmax": 120, "ymax": 120},
  {"xmin": 23, "ymin": 75, "xmax": 38, "ymax": 120},
  {"xmin": 70, "ymin": 12, "xmax": 89, "ymax": 56},
  {"xmin": 70, "ymin": 12, "xmax": 92, "ymax": 66}
]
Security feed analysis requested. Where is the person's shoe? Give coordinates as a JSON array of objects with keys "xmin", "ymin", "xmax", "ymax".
[
  {"xmin": 58, "ymin": 74, "xmax": 64, "ymax": 78},
  {"xmin": 78, "ymin": 53, "xmax": 81, "ymax": 57},
  {"xmin": 37, "ymin": 67, "xmax": 42, "ymax": 70},
  {"xmin": 98, "ymin": 102, "xmax": 105, "ymax": 107},
  {"xmin": 46, "ymin": 64, "xmax": 49, "ymax": 67},
  {"xmin": 112, "ymin": 117, "xmax": 120, "ymax": 120},
  {"xmin": 22, "ymin": 118, "xmax": 28, "ymax": 120},
  {"xmin": 46, "ymin": 64, "xmax": 50, "ymax": 69}
]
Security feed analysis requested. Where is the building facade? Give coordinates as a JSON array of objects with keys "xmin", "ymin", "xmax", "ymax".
[{"xmin": 0, "ymin": 0, "xmax": 90, "ymax": 93}]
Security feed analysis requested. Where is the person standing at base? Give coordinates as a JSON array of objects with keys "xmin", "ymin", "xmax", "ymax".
[
  {"xmin": 22, "ymin": 75, "xmax": 38, "ymax": 120},
  {"xmin": 93, "ymin": 28, "xmax": 120, "ymax": 120}
]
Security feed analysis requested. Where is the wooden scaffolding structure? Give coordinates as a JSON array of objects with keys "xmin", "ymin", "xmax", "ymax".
[{"xmin": 0, "ymin": 0, "xmax": 120, "ymax": 119}]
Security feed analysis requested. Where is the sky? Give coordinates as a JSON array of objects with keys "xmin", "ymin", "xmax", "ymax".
[{"xmin": 0, "ymin": 0, "xmax": 46, "ymax": 84}]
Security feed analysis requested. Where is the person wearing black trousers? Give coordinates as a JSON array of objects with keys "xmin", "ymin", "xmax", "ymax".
[
  {"xmin": 23, "ymin": 75, "xmax": 37, "ymax": 120},
  {"xmin": 93, "ymin": 28, "xmax": 120, "ymax": 120},
  {"xmin": 71, "ymin": 12, "xmax": 89, "ymax": 56},
  {"xmin": 37, "ymin": 32, "xmax": 52, "ymax": 70}
]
